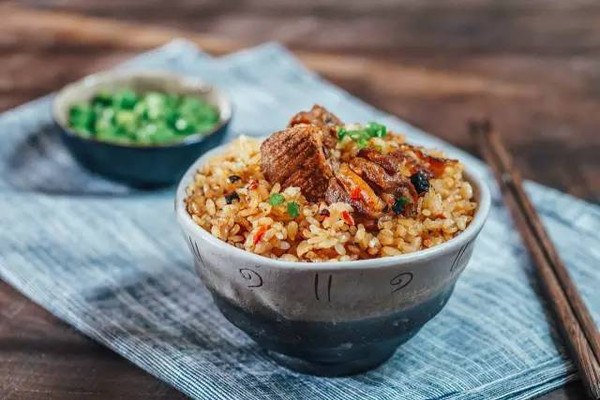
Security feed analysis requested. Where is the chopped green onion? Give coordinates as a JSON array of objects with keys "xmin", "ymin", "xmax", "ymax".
[
  {"xmin": 366, "ymin": 121, "xmax": 387, "ymax": 137},
  {"xmin": 356, "ymin": 137, "xmax": 369, "ymax": 149},
  {"xmin": 68, "ymin": 103, "xmax": 95, "ymax": 134},
  {"xmin": 67, "ymin": 89, "xmax": 220, "ymax": 145},
  {"xmin": 92, "ymin": 90, "xmax": 113, "ymax": 106},
  {"xmin": 269, "ymin": 193, "xmax": 285, "ymax": 206},
  {"xmin": 336, "ymin": 122, "xmax": 388, "ymax": 148},
  {"xmin": 114, "ymin": 89, "xmax": 138, "ymax": 110},
  {"xmin": 349, "ymin": 131, "xmax": 365, "ymax": 140},
  {"xmin": 287, "ymin": 202, "xmax": 300, "ymax": 218}
]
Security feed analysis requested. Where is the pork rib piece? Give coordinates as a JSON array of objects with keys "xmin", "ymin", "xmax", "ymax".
[
  {"xmin": 325, "ymin": 163, "xmax": 386, "ymax": 218},
  {"xmin": 350, "ymin": 151, "xmax": 419, "ymax": 215},
  {"xmin": 260, "ymin": 124, "xmax": 333, "ymax": 202},
  {"xmin": 288, "ymin": 104, "xmax": 342, "ymax": 148}
]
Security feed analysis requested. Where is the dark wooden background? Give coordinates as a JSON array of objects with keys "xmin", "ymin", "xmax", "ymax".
[{"xmin": 0, "ymin": 1, "xmax": 597, "ymax": 398}]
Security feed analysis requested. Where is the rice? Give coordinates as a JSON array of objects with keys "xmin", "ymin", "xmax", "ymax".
[{"xmin": 184, "ymin": 134, "xmax": 477, "ymax": 262}]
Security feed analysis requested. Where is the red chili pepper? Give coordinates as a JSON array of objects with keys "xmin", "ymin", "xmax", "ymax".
[
  {"xmin": 253, "ymin": 226, "xmax": 268, "ymax": 245},
  {"xmin": 341, "ymin": 210, "xmax": 355, "ymax": 226},
  {"xmin": 350, "ymin": 187, "xmax": 362, "ymax": 200},
  {"xmin": 248, "ymin": 180, "xmax": 258, "ymax": 190}
]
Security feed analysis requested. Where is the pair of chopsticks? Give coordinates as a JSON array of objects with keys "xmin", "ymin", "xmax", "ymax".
[{"xmin": 470, "ymin": 120, "xmax": 600, "ymax": 399}]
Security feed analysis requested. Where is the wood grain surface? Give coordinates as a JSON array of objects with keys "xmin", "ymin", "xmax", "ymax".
[{"xmin": 0, "ymin": 1, "xmax": 597, "ymax": 399}]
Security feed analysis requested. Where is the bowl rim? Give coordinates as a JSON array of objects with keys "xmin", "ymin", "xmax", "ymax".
[
  {"xmin": 175, "ymin": 140, "xmax": 491, "ymax": 270},
  {"xmin": 52, "ymin": 70, "xmax": 233, "ymax": 149}
]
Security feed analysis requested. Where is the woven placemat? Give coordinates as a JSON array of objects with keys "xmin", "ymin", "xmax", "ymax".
[{"xmin": 0, "ymin": 40, "xmax": 598, "ymax": 399}]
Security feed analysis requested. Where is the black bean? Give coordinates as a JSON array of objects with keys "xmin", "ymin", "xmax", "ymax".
[
  {"xmin": 228, "ymin": 175, "xmax": 241, "ymax": 183},
  {"xmin": 225, "ymin": 191, "xmax": 240, "ymax": 204},
  {"xmin": 410, "ymin": 171, "xmax": 430, "ymax": 194}
]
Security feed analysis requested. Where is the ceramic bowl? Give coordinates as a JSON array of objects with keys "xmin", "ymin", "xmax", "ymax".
[
  {"xmin": 53, "ymin": 71, "xmax": 232, "ymax": 188},
  {"xmin": 175, "ymin": 144, "xmax": 491, "ymax": 376}
]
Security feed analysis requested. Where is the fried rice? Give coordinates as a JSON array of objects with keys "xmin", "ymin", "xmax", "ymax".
[{"xmin": 184, "ymin": 133, "xmax": 477, "ymax": 262}]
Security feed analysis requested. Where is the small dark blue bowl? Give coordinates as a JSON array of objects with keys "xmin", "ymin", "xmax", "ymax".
[{"xmin": 53, "ymin": 71, "xmax": 232, "ymax": 188}]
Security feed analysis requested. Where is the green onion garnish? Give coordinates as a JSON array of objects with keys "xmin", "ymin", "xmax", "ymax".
[
  {"xmin": 287, "ymin": 202, "xmax": 300, "ymax": 218},
  {"xmin": 366, "ymin": 121, "xmax": 387, "ymax": 137},
  {"xmin": 269, "ymin": 193, "xmax": 285, "ymax": 206},
  {"xmin": 356, "ymin": 137, "xmax": 369, "ymax": 149},
  {"xmin": 336, "ymin": 122, "xmax": 387, "ymax": 148}
]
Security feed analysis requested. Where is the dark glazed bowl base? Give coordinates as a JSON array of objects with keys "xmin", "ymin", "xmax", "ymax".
[
  {"xmin": 266, "ymin": 346, "xmax": 397, "ymax": 377},
  {"xmin": 211, "ymin": 286, "xmax": 454, "ymax": 376}
]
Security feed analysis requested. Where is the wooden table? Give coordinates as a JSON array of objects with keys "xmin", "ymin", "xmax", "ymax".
[{"xmin": 0, "ymin": 1, "xmax": 597, "ymax": 398}]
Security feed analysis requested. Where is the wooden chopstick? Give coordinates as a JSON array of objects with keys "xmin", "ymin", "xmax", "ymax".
[
  {"xmin": 474, "ymin": 120, "xmax": 600, "ymax": 362},
  {"xmin": 470, "ymin": 120, "xmax": 600, "ymax": 400},
  {"xmin": 486, "ymin": 126, "xmax": 600, "ymax": 362}
]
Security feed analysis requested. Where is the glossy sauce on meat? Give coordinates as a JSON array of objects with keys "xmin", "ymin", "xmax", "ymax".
[
  {"xmin": 288, "ymin": 105, "xmax": 342, "ymax": 148},
  {"xmin": 261, "ymin": 105, "xmax": 457, "ymax": 227},
  {"xmin": 260, "ymin": 124, "xmax": 333, "ymax": 202}
]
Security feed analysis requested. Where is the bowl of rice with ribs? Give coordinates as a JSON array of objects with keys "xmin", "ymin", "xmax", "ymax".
[{"xmin": 176, "ymin": 105, "xmax": 490, "ymax": 376}]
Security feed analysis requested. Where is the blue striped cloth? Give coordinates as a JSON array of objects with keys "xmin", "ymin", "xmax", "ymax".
[{"xmin": 0, "ymin": 40, "xmax": 598, "ymax": 400}]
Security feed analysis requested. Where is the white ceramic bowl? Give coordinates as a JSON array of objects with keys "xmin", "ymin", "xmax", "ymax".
[{"xmin": 175, "ymin": 143, "xmax": 491, "ymax": 376}]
